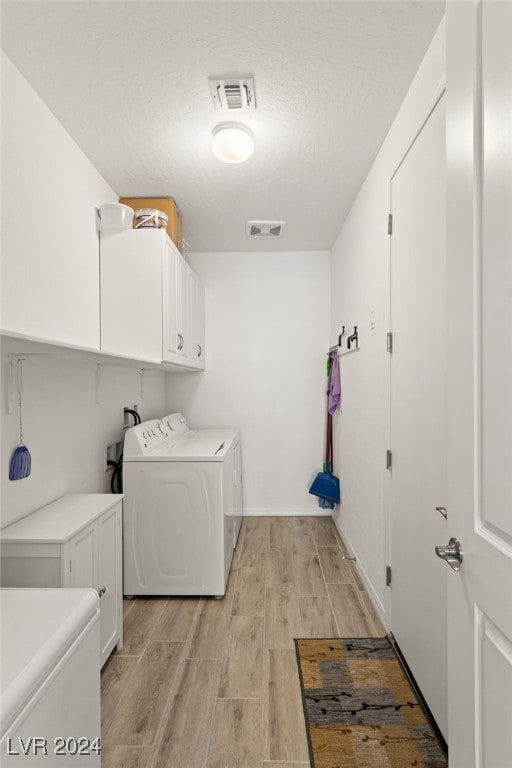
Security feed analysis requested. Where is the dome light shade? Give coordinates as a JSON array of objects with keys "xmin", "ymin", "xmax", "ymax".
[{"xmin": 211, "ymin": 122, "xmax": 254, "ymax": 163}]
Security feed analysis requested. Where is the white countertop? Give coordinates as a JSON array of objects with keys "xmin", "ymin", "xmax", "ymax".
[
  {"xmin": 0, "ymin": 493, "xmax": 123, "ymax": 544},
  {"xmin": 0, "ymin": 588, "xmax": 100, "ymax": 736}
]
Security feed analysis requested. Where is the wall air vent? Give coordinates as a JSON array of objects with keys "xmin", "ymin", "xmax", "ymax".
[
  {"xmin": 209, "ymin": 77, "xmax": 256, "ymax": 111},
  {"xmin": 246, "ymin": 221, "xmax": 286, "ymax": 238}
]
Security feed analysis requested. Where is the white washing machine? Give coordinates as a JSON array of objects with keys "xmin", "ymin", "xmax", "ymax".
[{"xmin": 123, "ymin": 413, "xmax": 243, "ymax": 597}]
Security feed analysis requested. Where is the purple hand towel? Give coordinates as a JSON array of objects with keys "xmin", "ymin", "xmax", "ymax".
[{"xmin": 328, "ymin": 353, "xmax": 341, "ymax": 414}]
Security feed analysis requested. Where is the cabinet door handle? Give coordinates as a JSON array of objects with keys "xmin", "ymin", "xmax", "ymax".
[
  {"xmin": 177, "ymin": 333, "xmax": 183, "ymax": 351},
  {"xmin": 197, "ymin": 344, "xmax": 202, "ymax": 357},
  {"xmin": 97, "ymin": 586, "xmax": 107, "ymax": 598}
]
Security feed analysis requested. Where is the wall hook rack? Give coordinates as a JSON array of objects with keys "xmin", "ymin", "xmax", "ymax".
[{"xmin": 333, "ymin": 324, "xmax": 361, "ymax": 357}]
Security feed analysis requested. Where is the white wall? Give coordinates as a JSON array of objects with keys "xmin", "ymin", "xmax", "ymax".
[
  {"xmin": 330, "ymin": 19, "xmax": 445, "ymax": 618},
  {"xmin": 1, "ymin": 340, "xmax": 167, "ymax": 528},
  {"xmin": 166, "ymin": 250, "xmax": 331, "ymax": 515}
]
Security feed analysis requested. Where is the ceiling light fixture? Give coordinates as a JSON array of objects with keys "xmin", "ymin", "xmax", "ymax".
[{"xmin": 211, "ymin": 122, "xmax": 254, "ymax": 164}]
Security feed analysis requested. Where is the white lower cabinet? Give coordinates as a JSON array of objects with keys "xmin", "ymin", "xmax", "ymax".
[
  {"xmin": 1, "ymin": 589, "xmax": 101, "ymax": 767},
  {"xmin": 0, "ymin": 495, "xmax": 123, "ymax": 668}
]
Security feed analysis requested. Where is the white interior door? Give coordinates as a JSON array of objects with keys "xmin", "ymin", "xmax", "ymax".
[
  {"xmin": 390, "ymin": 93, "xmax": 447, "ymax": 737},
  {"xmin": 446, "ymin": 2, "xmax": 512, "ymax": 765}
]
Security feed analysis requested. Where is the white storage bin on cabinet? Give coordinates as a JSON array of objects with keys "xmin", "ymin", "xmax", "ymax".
[{"xmin": 0, "ymin": 494, "xmax": 123, "ymax": 668}]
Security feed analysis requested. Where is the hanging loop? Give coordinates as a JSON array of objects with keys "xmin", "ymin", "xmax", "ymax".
[{"xmin": 17, "ymin": 358, "xmax": 25, "ymax": 444}]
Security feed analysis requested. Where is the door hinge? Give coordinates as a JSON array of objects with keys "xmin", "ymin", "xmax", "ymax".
[
  {"xmin": 386, "ymin": 565, "xmax": 392, "ymax": 586},
  {"xmin": 386, "ymin": 450, "xmax": 392, "ymax": 470},
  {"xmin": 387, "ymin": 213, "xmax": 393, "ymax": 235},
  {"xmin": 386, "ymin": 332, "xmax": 393, "ymax": 353}
]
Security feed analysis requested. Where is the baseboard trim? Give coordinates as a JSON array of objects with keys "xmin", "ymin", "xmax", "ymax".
[
  {"xmin": 244, "ymin": 508, "xmax": 331, "ymax": 517},
  {"xmin": 332, "ymin": 516, "xmax": 388, "ymax": 630}
]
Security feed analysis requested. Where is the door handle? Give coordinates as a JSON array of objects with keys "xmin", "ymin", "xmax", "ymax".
[
  {"xmin": 435, "ymin": 538, "xmax": 463, "ymax": 571},
  {"xmin": 97, "ymin": 586, "xmax": 107, "ymax": 597}
]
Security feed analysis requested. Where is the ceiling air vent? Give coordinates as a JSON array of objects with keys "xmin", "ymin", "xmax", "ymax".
[
  {"xmin": 246, "ymin": 221, "xmax": 286, "ymax": 238},
  {"xmin": 209, "ymin": 77, "xmax": 256, "ymax": 111}
]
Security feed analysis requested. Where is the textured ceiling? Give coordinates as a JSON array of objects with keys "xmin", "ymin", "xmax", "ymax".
[{"xmin": 1, "ymin": 1, "xmax": 444, "ymax": 252}]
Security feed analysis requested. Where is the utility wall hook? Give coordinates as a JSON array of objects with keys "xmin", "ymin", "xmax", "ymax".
[{"xmin": 347, "ymin": 326, "xmax": 359, "ymax": 350}]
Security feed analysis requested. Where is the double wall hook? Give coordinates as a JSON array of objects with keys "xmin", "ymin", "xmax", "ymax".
[{"xmin": 347, "ymin": 326, "xmax": 358, "ymax": 350}]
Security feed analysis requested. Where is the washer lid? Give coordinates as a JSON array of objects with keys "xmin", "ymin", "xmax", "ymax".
[
  {"xmin": 160, "ymin": 429, "xmax": 237, "ymax": 459},
  {"xmin": 0, "ymin": 588, "xmax": 99, "ymax": 736}
]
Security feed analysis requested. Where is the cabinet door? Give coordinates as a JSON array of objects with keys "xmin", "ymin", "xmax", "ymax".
[
  {"xmin": 162, "ymin": 240, "xmax": 203, "ymax": 367},
  {"xmin": 197, "ymin": 282, "xmax": 205, "ymax": 369},
  {"xmin": 178, "ymin": 258, "xmax": 190, "ymax": 359},
  {"xmin": 97, "ymin": 504, "xmax": 122, "ymax": 664},
  {"xmin": 100, "ymin": 229, "xmax": 163, "ymax": 362},
  {"xmin": 65, "ymin": 522, "xmax": 97, "ymax": 588},
  {"xmin": 163, "ymin": 241, "xmax": 180, "ymax": 360},
  {"xmin": 187, "ymin": 271, "xmax": 205, "ymax": 369},
  {"xmin": 188, "ymin": 270, "xmax": 199, "ymax": 364},
  {"xmin": 2, "ymin": 55, "xmax": 106, "ymax": 350}
]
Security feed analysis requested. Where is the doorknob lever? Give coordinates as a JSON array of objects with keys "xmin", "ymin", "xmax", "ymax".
[{"xmin": 435, "ymin": 538, "xmax": 463, "ymax": 572}]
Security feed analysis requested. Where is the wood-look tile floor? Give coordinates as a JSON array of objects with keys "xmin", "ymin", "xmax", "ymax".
[{"xmin": 101, "ymin": 516, "xmax": 385, "ymax": 768}]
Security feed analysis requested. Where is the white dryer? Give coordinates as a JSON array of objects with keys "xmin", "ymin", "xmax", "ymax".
[{"xmin": 122, "ymin": 413, "xmax": 242, "ymax": 597}]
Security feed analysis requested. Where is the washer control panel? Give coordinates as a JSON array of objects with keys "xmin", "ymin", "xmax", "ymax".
[
  {"xmin": 162, "ymin": 413, "xmax": 189, "ymax": 436},
  {"xmin": 124, "ymin": 418, "xmax": 168, "ymax": 455},
  {"xmin": 124, "ymin": 414, "xmax": 189, "ymax": 456}
]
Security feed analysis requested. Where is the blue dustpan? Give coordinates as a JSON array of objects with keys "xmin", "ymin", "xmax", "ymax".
[
  {"xmin": 9, "ymin": 444, "xmax": 31, "ymax": 480},
  {"xmin": 9, "ymin": 359, "xmax": 32, "ymax": 480},
  {"xmin": 309, "ymin": 461, "xmax": 341, "ymax": 504}
]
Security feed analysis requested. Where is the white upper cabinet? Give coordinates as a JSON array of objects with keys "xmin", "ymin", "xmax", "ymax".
[
  {"xmin": 100, "ymin": 228, "xmax": 204, "ymax": 368},
  {"xmin": 1, "ymin": 56, "xmax": 203, "ymax": 369},
  {"xmin": 0, "ymin": 53, "xmax": 117, "ymax": 350}
]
